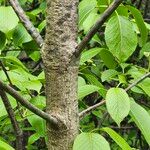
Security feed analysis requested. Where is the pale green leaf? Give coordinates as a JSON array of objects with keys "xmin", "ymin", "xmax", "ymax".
[
  {"xmin": 0, "ymin": 139, "xmax": 15, "ymax": 150},
  {"xmin": 82, "ymin": 12, "xmax": 100, "ymax": 33},
  {"xmin": 13, "ymin": 23, "xmax": 32, "ymax": 46},
  {"xmin": 80, "ymin": 48, "xmax": 102, "ymax": 65},
  {"xmin": 78, "ymin": 85, "xmax": 100, "ymax": 99},
  {"xmin": 0, "ymin": 6, "xmax": 19, "ymax": 33},
  {"xmin": 105, "ymin": 15, "xmax": 137, "ymax": 62},
  {"xmin": 106, "ymin": 88, "xmax": 130, "ymax": 126},
  {"xmin": 73, "ymin": 132, "xmax": 110, "ymax": 150},
  {"xmin": 79, "ymin": 0, "xmax": 97, "ymax": 29},
  {"xmin": 101, "ymin": 69, "xmax": 119, "ymax": 82},
  {"xmin": 78, "ymin": 76, "xmax": 86, "ymax": 88}
]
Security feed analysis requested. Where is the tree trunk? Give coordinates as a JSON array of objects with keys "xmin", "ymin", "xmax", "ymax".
[{"xmin": 41, "ymin": 0, "xmax": 79, "ymax": 149}]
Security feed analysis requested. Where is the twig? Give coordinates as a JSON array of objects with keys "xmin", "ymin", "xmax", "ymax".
[
  {"xmin": 75, "ymin": 0, "xmax": 122, "ymax": 57},
  {"xmin": 110, "ymin": 126, "xmax": 135, "ymax": 130},
  {"xmin": 0, "ymin": 61, "xmax": 13, "ymax": 86},
  {"xmin": 0, "ymin": 60, "xmax": 24, "ymax": 118},
  {"xmin": 79, "ymin": 72, "xmax": 150, "ymax": 119},
  {"xmin": 8, "ymin": 0, "xmax": 44, "ymax": 47},
  {"xmin": 79, "ymin": 100, "xmax": 106, "ymax": 119},
  {"xmin": 0, "ymin": 80, "xmax": 58, "ymax": 125},
  {"xmin": 125, "ymin": 72, "xmax": 150, "ymax": 91},
  {"xmin": 0, "ymin": 89, "xmax": 23, "ymax": 150}
]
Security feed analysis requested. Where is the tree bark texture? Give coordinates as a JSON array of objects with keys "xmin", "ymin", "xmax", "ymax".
[{"xmin": 41, "ymin": 0, "xmax": 79, "ymax": 149}]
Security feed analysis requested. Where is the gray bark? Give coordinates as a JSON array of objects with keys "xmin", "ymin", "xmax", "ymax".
[{"xmin": 41, "ymin": 0, "xmax": 79, "ymax": 149}]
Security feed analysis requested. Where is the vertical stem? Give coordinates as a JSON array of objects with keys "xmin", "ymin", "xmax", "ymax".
[
  {"xmin": 0, "ymin": 89, "xmax": 24, "ymax": 150},
  {"xmin": 42, "ymin": 0, "xmax": 79, "ymax": 149}
]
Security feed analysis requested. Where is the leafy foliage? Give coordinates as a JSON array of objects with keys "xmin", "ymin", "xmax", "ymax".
[{"xmin": 0, "ymin": 0, "xmax": 150, "ymax": 149}]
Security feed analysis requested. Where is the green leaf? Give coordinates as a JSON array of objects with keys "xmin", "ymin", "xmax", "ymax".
[
  {"xmin": 78, "ymin": 76, "xmax": 86, "ymax": 88},
  {"xmin": 80, "ymin": 48, "xmax": 102, "ymax": 65},
  {"xmin": 79, "ymin": 0, "xmax": 97, "ymax": 29},
  {"xmin": 23, "ymin": 40, "xmax": 40, "ymax": 51},
  {"xmin": 73, "ymin": 132, "xmax": 110, "ymax": 150},
  {"xmin": 128, "ymin": 71, "xmax": 150, "ymax": 97},
  {"xmin": 101, "ymin": 69, "xmax": 119, "ymax": 82},
  {"xmin": 28, "ymin": 133, "xmax": 40, "ymax": 145},
  {"xmin": 138, "ymin": 78, "xmax": 150, "ymax": 97},
  {"xmin": 106, "ymin": 88, "xmax": 130, "ymax": 126},
  {"xmin": 0, "ymin": 6, "xmax": 19, "ymax": 33},
  {"xmin": 105, "ymin": 15, "xmax": 137, "ymax": 62},
  {"xmin": 130, "ymin": 100, "xmax": 150, "ymax": 145},
  {"xmin": 38, "ymin": 20, "xmax": 46, "ymax": 32},
  {"xmin": 139, "ymin": 42, "xmax": 150, "ymax": 59},
  {"xmin": 0, "ymin": 139, "xmax": 15, "ymax": 150},
  {"xmin": 27, "ymin": 114, "xmax": 46, "ymax": 137},
  {"xmin": 0, "ymin": 94, "xmax": 17, "ymax": 117},
  {"xmin": 0, "ymin": 31, "xmax": 6, "ymax": 50},
  {"xmin": 102, "ymin": 127, "xmax": 132, "ymax": 150},
  {"xmin": 6, "ymin": 68, "xmax": 42, "ymax": 93},
  {"xmin": 99, "ymin": 48, "xmax": 118, "ymax": 69},
  {"xmin": 127, "ymin": 6, "xmax": 148, "ymax": 46},
  {"xmin": 84, "ymin": 74, "xmax": 106, "ymax": 97},
  {"xmin": 13, "ymin": 23, "xmax": 32, "ymax": 46},
  {"xmin": 29, "ymin": 51, "xmax": 41, "ymax": 62},
  {"xmin": 82, "ymin": 12, "xmax": 100, "ymax": 33},
  {"xmin": 22, "ymin": 80, "xmax": 42, "ymax": 93},
  {"xmin": 78, "ymin": 85, "xmax": 100, "ymax": 99},
  {"xmin": 30, "ymin": 96, "xmax": 46, "ymax": 109},
  {"xmin": 0, "ymin": 56, "xmax": 28, "ymax": 71}
]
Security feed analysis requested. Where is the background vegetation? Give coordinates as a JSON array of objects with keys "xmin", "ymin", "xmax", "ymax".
[{"xmin": 0, "ymin": 0, "xmax": 150, "ymax": 149}]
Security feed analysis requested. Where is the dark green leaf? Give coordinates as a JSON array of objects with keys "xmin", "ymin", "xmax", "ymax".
[
  {"xmin": 102, "ymin": 127, "xmax": 132, "ymax": 150},
  {"xmin": 130, "ymin": 100, "xmax": 150, "ymax": 145}
]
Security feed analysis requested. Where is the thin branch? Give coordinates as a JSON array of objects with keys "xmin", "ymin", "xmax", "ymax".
[
  {"xmin": 75, "ymin": 0, "xmax": 122, "ymax": 57},
  {"xmin": 125, "ymin": 72, "xmax": 150, "ymax": 91},
  {"xmin": 8, "ymin": 0, "xmax": 44, "ymax": 47},
  {"xmin": 0, "ymin": 80, "xmax": 58, "ymax": 125},
  {"xmin": 79, "ymin": 100, "xmax": 106, "ymax": 119},
  {"xmin": 79, "ymin": 72, "xmax": 150, "ymax": 119},
  {"xmin": 0, "ymin": 89, "xmax": 23, "ymax": 150},
  {"xmin": 0, "ymin": 61, "xmax": 13, "ymax": 86},
  {"xmin": 110, "ymin": 126, "xmax": 135, "ymax": 130},
  {"xmin": 0, "ymin": 60, "xmax": 24, "ymax": 118}
]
